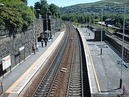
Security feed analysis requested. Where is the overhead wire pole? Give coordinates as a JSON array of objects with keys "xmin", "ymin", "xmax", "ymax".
[
  {"xmin": 46, "ymin": 0, "xmax": 51, "ymax": 40},
  {"xmin": 49, "ymin": 11, "xmax": 52, "ymax": 39},
  {"xmin": 46, "ymin": 7, "xmax": 48, "ymax": 35},
  {"xmin": 120, "ymin": 0, "xmax": 126, "ymax": 89},
  {"xmin": 44, "ymin": 3, "xmax": 49, "ymax": 46},
  {"xmin": 100, "ymin": 8, "xmax": 104, "ymax": 55},
  {"xmin": 45, "ymin": 5, "xmax": 50, "ymax": 40}
]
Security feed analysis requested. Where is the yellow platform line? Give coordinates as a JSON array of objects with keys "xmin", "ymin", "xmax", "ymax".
[{"xmin": 89, "ymin": 50, "xmax": 101, "ymax": 92}]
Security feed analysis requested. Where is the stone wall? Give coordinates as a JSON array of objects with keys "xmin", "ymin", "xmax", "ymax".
[
  {"xmin": 0, "ymin": 19, "xmax": 43, "ymax": 76},
  {"xmin": 0, "ymin": 18, "xmax": 62, "ymax": 76}
]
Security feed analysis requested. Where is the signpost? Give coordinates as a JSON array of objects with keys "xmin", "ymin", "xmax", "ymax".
[
  {"xmin": 19, "ymin": 46, "xmax": 25, "ymax": 60},
  {"xmin": 2, "ymin": 55, "xmax": 11, "ymax": 71}
]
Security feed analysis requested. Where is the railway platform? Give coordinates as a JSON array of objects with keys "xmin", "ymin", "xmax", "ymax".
[
  {"xmin": 77, "ymin": 27, "xmax": 127, "ymax": 97},
  {"xmin": 0, "ymin": 30, "xmax": 65, "ymax": 97}
]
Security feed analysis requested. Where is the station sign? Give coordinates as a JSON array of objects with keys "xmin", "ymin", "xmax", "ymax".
[{"xmin": 2, "ymin": 55, "xmax": 11, "ymax": 71}]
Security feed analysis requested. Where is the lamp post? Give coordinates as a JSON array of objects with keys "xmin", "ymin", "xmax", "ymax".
[
  {"xmin": 120, "ymin": 1, "xmax": 126, "ymax": 89},
  {"xmin": 100, "ymin": 8, "xmax": 104, "ymax": 55},
  {"xmin": 48, "ymin": 10, "xmax": 52, "ymax": 39},
  {"xmin": 53, "ymin": 18, "xmax": 56, "ymax": 36},
  {"xmin": 0, "ymin": 3, "xmax": 4, "ymax": 93},
  {"xmin": 49, "ymin": 16, "xmax": 52, "ymax": 39},
  {"xmin": 32, "ymin": 8, "xmax": 37, "ymax": 51},
  {"xmin": 35, "ymin": 8, "xmax": 41, "ymax": 48},
  {"xmin": 46, "ymin": 9, "xmax": 48, "ymax": 35},
  {"xmin": 44, "ymin": 7, "xmax": 50, "ymax": 41},
  {"xmin": 111, "ymin": 1, "xmax": 126, "ymax": 89},
  {"xmin": 33, "ymin": 8, "xmax": 40, "ymax": 50},
  {"xmin": 112, "ymin": 1, "xmax": 126, "ymax": 89}
]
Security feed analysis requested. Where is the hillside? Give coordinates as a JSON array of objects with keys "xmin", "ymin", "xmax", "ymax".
[{"xmin": 60, "ymin": 0, "xmax": 129, "ymax": 14}]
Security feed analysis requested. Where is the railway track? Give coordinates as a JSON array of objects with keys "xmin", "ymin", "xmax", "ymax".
[
  {"xmin": 32, "ymin": 23, "xmax": 90, "ymax": 97},
  {"xmin": 66, "ymin": 26, "xmax": 83, "ymax": 97}
]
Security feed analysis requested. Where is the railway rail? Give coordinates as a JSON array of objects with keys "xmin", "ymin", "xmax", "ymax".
[
  {"xmin": 31, "ymin": 23, "xmax": 91, "ymax": 97},
  {"xmin": 66, "ymin": 25, "xmax": 83, "ymax": 97}
]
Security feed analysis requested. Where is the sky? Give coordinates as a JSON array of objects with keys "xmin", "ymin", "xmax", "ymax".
[{"xmin": 28, "ymin": 0, "xmax": 101, "ymax": 7}]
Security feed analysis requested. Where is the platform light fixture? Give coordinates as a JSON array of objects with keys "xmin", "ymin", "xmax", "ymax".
[{"xmin": 100, "ymin": 8, "xmax": 104, "ymax": 55}]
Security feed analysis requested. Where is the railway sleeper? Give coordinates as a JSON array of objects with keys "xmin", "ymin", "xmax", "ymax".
[
  {"xmin": 70, "ymin": 83, "xmax": 81, "ymax": 85},
  {"xmin": 69, "ymin": 88, "xmax": 81, "ymax": 92},
  {"xmin": 69, "ymin": 96, "xmax": 81, "ymax": 97},
  {"xmin": 70, "ymin": 85, "xmax": 81, "ymax": 87},
  {"xmin": 69, "ymin": 93, "xmax": 81, "ymax": 96},
  {"xmin": 69, "ymin": 90, "xmax": 81, "ymax": 93}
]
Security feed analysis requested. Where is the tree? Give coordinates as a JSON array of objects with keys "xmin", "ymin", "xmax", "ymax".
[
  {"xmin": 34, "ymin": 0, "xmax": 48, "ymax": 18},
  {"xmin": 0, "ymin": 0, "xmax": 34, "ymax": 36},
  {"xmin": 34, "ymin": 1, "xmax": 60, "ymax": 18},
  {"xmin": 61, "ymin": 13, "xmax": 94, "ymax": 24},
  {"xmin": 40, "ymin": 0, "xmax": 48, "ymax": 15},
  {"xmin": 49, "ymin": 4, "xmax": 59, "ymax": 16}
]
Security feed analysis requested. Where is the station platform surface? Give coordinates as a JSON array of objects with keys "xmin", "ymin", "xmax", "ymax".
[
  {"xmin": 78, "ymin": 27, "xmax": 129, "ymax": 96},
  {"xmin": 76, "ymin": 27, "xmax": 99, "ymax": 95},
  {"xmin": 0, "ymin": 30, "xmax": 65, "ymax": 96}
]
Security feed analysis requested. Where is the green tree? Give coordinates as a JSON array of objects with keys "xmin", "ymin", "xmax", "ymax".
[
  {"xmin": 34, "ymin": 0, "xmax": 48, "ymax": 18},
  {"xmin": 34, "ymin": 1, "xmax": 60, "ymax": 18},
  {"xmin": 0, "ymin": 0, "xmax": 34, "ymax": 36},
  {"xmin": 49, "ymin": 4, "xmax": 60, "ymax": 16},
  {"xmin": 34, "ymin": 2, "xmax": 41, "ymax": 18},
  {"xmin": 40, "ymin": 0, "xmax": 48, "ymax": 15}
]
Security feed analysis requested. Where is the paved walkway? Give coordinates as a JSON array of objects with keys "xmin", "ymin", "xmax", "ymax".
[
  {"xmin": 78, "ymin": 27, "xmax": 129, "ymax": 95},
  {"xmin": 0, "ymin": 31, "xmax": 63, "ymax": 93}
]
